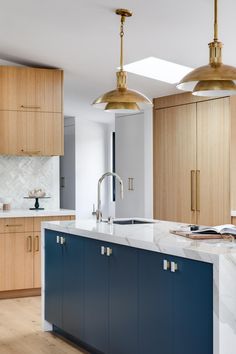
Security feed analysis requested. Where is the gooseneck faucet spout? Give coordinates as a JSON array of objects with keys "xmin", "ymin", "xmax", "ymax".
[{"xmin": 96, "ymin": 172, "xmax": 124, "ymax": 223}]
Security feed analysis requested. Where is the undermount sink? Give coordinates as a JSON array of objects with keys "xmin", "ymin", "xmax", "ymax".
[{"xmin": 104, "ymin": 219, "xmax": 154, "ymax": 225}]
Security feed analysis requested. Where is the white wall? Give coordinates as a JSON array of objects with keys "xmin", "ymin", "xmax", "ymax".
[
  {"xmin": 0, "ymin": 156, "xmax": 59, "ymax": 209},
  {"xmin": 75, "ymin": 118, "xmax": 112, "ymax": 219},
  {"xmin": 115, "ymin": 108, "xmax": 153, "ymax": 218}
]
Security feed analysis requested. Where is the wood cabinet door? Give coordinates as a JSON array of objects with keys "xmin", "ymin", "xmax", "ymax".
[
  {"xmin": 196, "ymin": 98, "xmax": 230, "ymax": 225},
  {"xmin": 33, "ymin": 232, "xmax": 41, "ymax": 288},
  {"xmin": 0, "ymin": 67, "xmax": 62, "ymax": 113},
  {"xmin": 0, "ymin": 233, "xmax": 34, "ymax": 291},
  {"xmin": 153, "ymin": 104, "xmax": 197, "ymax": 223},
  {"xmin": 0, "ymin": 111, "xmax": 63, "ymax": 156},
  {"xmin": 44, "ymin": 112, "xmax": 64, "ymax": 155},
  {"xmin": 35, "ymin": 69, "xmax": 62, "ymax": 113}
]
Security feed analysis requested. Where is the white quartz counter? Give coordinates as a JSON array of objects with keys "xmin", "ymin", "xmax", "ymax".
[
  {"xmin": 42, "ymin": 218, "xmax": 236, "ymax": 354},
  {"xmin": 0, "ymin": 209, "xmax": 76, "ymax": 218}
]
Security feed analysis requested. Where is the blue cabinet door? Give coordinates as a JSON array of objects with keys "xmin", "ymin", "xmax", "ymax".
[
  {"xmin": 138, "ymin": 250, "xmax": 174, "ymax": 354},
  {"xmin": 84, "ymin": 238, "xmax": 109, "ymax": 353},
  {"xmin": 62, "ymin": 234, "xmax": 85, "ymax": 341},
  {"xmin": 109, "ymin": 243, "xmax": 138, "ymax": 354},
  {"xmin": 45, "ymin": 230, "xmax": 63, "ymax": 328},
  {"xmin": 172, "ymin": 256, "xmax": 213, "ymax": 354}
]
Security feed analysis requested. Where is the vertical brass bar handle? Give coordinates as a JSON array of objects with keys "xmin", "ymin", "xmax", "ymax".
[
  {"xmin": 34, "ymin": 235, "xmax": 39, "ymax": 252},
  {"xmin": 196, "ymin": 170, "xmax": 200, "ymax": 211},
  {"xmin": 27, "ymin": 236, "xmax": 32, "ymax": 252},
  {"xmin": 191, "ymin": 170, "xmax": 196, "ymax": 211}
]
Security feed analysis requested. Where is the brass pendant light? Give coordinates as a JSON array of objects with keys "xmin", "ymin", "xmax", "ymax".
[
  {"xmin": 177, "ymin": 0, "xmax": 236, "ymax": 96},
  {"xmin": 92, "ymin": 9, "xmax": 152, "ymax": 113}
]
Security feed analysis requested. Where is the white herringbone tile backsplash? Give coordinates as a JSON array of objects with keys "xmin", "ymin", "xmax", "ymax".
[{"xmin": 0, "ymin": 156, "xmax": 59, "ymax": 209}]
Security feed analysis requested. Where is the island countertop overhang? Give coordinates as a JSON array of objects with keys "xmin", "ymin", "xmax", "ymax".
[{"xmin": 41, "ymin": 218, "xmax": 236, "ymax": 264}]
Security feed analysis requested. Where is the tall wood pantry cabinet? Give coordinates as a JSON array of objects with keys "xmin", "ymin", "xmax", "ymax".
[
  {"xmin": 153, "ymin": 93, "xmax": 236, "ymax": 226},
  {"xmin": 0, "ymin": 66, "xmax": 64, "ymax": 156}
]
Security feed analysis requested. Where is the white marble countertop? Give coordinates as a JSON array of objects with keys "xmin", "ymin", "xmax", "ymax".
[
  {"xmin": 231, "ymin": 211, "xmax": 236, "ymax": 217},
  {"xmin": 42, "ymin": 218, "xmax": 236, "ymax": 262},
  {"xmin": 0, "ymin": 209, "xmax": 76, "ymax": 218},
  {"xmin": 42, "ymin": 218, "xmax": 236, "ymax": 354}
]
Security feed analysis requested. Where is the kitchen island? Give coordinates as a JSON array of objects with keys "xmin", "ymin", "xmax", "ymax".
[{"xmin": 42, "ymin": 219, "xmax": 236, "ymax": 354}]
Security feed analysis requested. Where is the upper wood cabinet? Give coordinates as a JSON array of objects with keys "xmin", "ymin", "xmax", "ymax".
[
  {"xmin": 153, "ymin": 94, "xmax": 234, "ymax": 226},
  {"xmin": 0, "ymin": 111, "xmax": 64, "ymax": 156},
  {"xmin": 0, "ymin": 67, "xmax": 63, "ymax": 113},
  {"xmin": 0, "ymin": 66, "xmax": 64, "ymax": 156}
]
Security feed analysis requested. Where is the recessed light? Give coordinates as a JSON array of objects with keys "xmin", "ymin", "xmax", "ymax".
[{"xmin": 122, "ymin": 57, "xmax": 193, "ymax": 84}]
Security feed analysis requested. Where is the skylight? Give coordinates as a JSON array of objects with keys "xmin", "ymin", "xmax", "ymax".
[{"xmin": 122, "ymin": 57, "xmax": 193, "ymax": 84}]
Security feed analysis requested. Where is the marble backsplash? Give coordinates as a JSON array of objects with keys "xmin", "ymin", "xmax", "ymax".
[{"xmin": 0, "ymin": 156, "xmax": 59, "ymax": 210}]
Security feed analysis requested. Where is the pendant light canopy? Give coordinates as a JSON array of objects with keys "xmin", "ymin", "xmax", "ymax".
[
  {"xmin": 92, "ymin": 9, "xmax": 152, "ymax": 113},
  {"xmin": 177, "ymin": 0, "xmax": 236, "ymax": 96}
]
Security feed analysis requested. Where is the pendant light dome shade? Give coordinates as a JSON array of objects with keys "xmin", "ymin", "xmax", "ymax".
[
  {"xmin": 92, "ymin": 9, "xmax": 152, "ymax": 113},
  {"xmin": 177, "ymin": 0, "xmax": 236, "ymax": 97}
]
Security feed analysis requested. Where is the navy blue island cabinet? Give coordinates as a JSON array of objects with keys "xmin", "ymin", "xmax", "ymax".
[{"xmin": 44, "ymin": 230, "xmax": 213, "ymax": 354}]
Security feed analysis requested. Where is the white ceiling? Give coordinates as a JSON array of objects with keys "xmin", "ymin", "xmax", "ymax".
[{"xmin": 0, "ymin": 0, "xmax": 236, "ymax": 123}]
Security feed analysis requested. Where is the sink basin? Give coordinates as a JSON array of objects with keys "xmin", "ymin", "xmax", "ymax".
[{"xmin": 104, "ymin": 219, "xmax": 154, "ymax": 225}]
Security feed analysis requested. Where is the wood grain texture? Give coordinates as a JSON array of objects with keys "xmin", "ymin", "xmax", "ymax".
[
  {"xmin": 153, "ymin": 92, "xmax": 223, "ymax": 110},
  {"xmin": 0, "ymin": 218, "xmax": 34, "ymax": 234},
  {"xmin": 196, "ymin": 98, "xmax": 231, "ymax": 225},
  {"xmin": 0, "ymin": 288, "xmax": 40, "ymax": 299},
  {"xmin": 0, "ymin": 233, "xmax": 34, "ymax": 291},
  {"xmin": 0, "ymin": 111, "xmax": 63, "ymax": 156},
  {"xmin": 0, "ymin": 66, "xmax": 63, "ymax": 113},
  {"xmin": 230, "ymin": 96, "xmax": 236, "ymax": 211},
  {"xmin": 33, "ymin": 233, "xmax": 41, "ymax": 288},
  {"xmin": 0, "ymin": 297, "xmax": 88, "ymax": 354},
  {"xmin": 33, "ymin": 215, "xmax": 73, "ymax": 232},
  {"xmin": 153, "ymin": 103, "xmax": 197, "ymax": 223}
]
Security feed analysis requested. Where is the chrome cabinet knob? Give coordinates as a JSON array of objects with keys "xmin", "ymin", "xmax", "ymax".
[
  {"xmin": 106, "ymin": 247, "xmax": 112, "ymax": 256},
  {"xmin": 101, "ymin": 246, "xmax": 106, "ymax": 255},
  {"xmin": 60, "ymin": 236, "xmax": 66, "ymax": 245},
  {"xmin": 163, "ymin": 259, "xmax": 170, "ymax": 271},
  {"xmin": 56, "ymin": 236, "xmax": 60, "ymax": 244},
  {"xmin": 171, "ymin": 261, "xmax": 178, "ymax": 273}
]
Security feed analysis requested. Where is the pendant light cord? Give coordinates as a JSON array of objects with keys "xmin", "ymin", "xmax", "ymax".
[
  {"xmin": 214, "ymin": 0, "xmax": 218, "ymax": 41},
  {"xmin": 120, "ymin": 15, "xmax": 125, "ymax": 71}
]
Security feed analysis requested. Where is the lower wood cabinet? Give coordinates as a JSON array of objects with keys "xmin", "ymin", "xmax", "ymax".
[
  {"xmin": 0, "ymin": 215, "xmax": 74, "ymax": 297},
  {"xmin": 44, "ymin": 230, "xmax": 213, "ymax": 354},
  {"xmin": 0, "ymin": 233, "xmax": 34, "ymax": 291}
]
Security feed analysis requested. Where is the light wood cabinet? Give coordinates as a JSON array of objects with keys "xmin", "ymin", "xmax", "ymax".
[
  {"xmin": 0, "ymin": 67, "xmax": 63, "ymax": 113},
  {"xmin": 153, "ymin": 94, "xmax": 234, "ymax": 226},
  {"xmin": 0, "ymin": 215, "xmax": 75, "ymax": 297},
  {"xmin": 0, "ymin": 66, "xmax": 64, "ymax": 156},
  {"xmin": 153, "ymin": 104, "xmax": 196, "ymax": 224},
  {"xmin": 0, "ymin": 233, "xmax": 34, "ymax": 291},
  {"xmin": 0, "ymin": 111, "xmax": 63, "ymax": 156}
]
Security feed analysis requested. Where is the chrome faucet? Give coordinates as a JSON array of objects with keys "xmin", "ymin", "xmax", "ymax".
[{"xmin": 96, "ymin": 172, "xmax": 124, "ymax": 223}]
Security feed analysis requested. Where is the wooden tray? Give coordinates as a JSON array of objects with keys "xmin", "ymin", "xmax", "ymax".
[{"xmin": 170, "ymin": 230, "xmax": 224, "ymax": 240}]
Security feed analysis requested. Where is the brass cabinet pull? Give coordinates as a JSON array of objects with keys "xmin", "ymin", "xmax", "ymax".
[
  {"xmin": 20, "ymin": 105, "xmax": 41, "ymax": 109},
  {"xmin": 34, "ymin": 235, "xmax": 39, "ymax": 252},
  {"xmin": 27, "ymin": 236, "xmax": 32, "ymax": 252},
  {"xmin": 5, "ymin": 224, "xmax": 23, "ymax": 227},
  {"xmin": 191, "ymin": 170, "xmax": 196, "ymax": 211},
  {"xmin": 196, "ymin": 170, "xmax": 200, "ymax": 211},
  {"xmin": 20, "ymin": 149, "xmax": 41, "ymax": 155}
]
